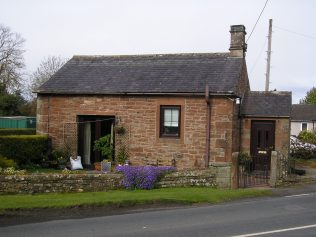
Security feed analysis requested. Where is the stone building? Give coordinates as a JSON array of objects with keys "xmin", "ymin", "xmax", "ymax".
[
  {"xmin": 291, "ymin": 104, "xmax": 316, "ymax": 136},
  {"xmin": 36, "ymin": 25, "xmax": 291, "ymax": 186},
  {"xmin": 241, "ymin": 91, "xmax": 291, "ymax": 170}
]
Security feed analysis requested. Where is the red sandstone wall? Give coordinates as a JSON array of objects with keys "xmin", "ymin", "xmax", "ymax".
[
  {"xmin": 37, "ymin": 95, "xmax": 240, "ymax": 169},
  {"xmin": 209, "ymin": 98, "xmax": 239, "ymax": 164}
]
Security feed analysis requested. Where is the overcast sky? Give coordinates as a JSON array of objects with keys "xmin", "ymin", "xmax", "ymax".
[{"xmin": 1, "ymin": 0, "xmax": 315, "ymax": 103}]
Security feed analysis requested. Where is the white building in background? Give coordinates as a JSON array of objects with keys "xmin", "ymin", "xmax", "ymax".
[{"xmin": 291, "ymin": 104, "xmax": 316, "ymax": 136}]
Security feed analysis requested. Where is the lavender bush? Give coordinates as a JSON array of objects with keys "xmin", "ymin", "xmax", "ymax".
[{"xmin": 116, "ymin": 165, "xmax": 176, "ymax": 189}]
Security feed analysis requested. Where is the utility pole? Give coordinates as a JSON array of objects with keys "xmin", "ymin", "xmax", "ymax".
[{"xmin": 265, "ymin": 19, "xmax": 272, "ymax": 91}]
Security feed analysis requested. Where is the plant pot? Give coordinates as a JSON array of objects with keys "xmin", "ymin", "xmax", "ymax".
[
  {"xmin": 101, "ymin": 161, "xmax": 111, "ymax": 172},
  {"xmin": 94, "ymin": 162, "xmax": 101, "ymax": 171}
]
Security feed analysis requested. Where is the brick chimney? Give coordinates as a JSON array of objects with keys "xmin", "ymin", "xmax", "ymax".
[{"xmin": 229, "ymin": 25, "xmax": 247, "ymax": 57}]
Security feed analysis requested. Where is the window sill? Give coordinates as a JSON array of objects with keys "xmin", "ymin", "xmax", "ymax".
[
  {"xmin": 160, "ymin": 135, "xmax": 180, "ymax": 139},
  {"xmin": 157, "ymin": 136, "xmax": 183, "ymax": 145}
]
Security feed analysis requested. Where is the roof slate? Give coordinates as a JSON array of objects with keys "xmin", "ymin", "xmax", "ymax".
[
  {"xmin": 241, "ymin": 91, "xmax": 292, "ymax": 117},
  {"xmin": 36, "ymin": 53, "xmax": 244, "ymax": 95},
  {"xmin": 291, "ymin": 104, "xmax": 316, "ymax": 121}
]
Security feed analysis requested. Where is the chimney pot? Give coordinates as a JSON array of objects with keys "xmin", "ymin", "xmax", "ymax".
[{"xmin": 229, "ymin": 25, "xmax": 247, "ymax": 57}]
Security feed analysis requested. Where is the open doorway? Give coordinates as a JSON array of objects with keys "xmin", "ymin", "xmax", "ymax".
[{"xmin": 77, "ymin": 115, "xmax": 115, "ymax": 167}]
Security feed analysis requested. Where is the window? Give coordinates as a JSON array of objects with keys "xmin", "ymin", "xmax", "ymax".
[
  {"xmin": 160, "ymin": 106, "xmax": 181, "ymax": 137},
  {"xmin": 301, "ymin": 122, "xmax": 308, "ymax": 131}
]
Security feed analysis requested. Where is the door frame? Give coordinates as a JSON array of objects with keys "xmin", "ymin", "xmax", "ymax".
[{"xmin": 77, "ymin": 115, "xmax": 115, "ymax": 167}]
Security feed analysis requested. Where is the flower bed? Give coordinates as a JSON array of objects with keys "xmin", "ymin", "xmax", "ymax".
[{"xmin": 116, "ymin": 165, "xmax": 176, "ymax": 189}]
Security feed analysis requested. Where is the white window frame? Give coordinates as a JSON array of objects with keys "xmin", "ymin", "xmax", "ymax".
[
  {"xmin": 301, "ymin": 122, "xmax": 308, "ymax": 131},
  {"xmin": 160, "ymin": 105, "xmax": 181, "ymax": 138}
]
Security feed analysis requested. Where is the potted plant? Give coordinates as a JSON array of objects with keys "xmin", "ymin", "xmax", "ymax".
[
  {"xmin": 114, "ymin": 125, "xmax": 126, "ymax": 135},
  {"xmin": 93, "ymin": 134, "xmax": 113, "ymax": 171},
  {"xmin": 94, "ymin": 162, "xmax": 101, "ymax": 171}
]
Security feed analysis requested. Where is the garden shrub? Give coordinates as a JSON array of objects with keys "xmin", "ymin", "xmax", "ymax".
[
  {"xmin": 298, "ymin": 130, "xmax": 316, "ymax": 145},
  {"xmin": 0, "ymin": 128, "xmax": 36, "ymax": 136},
  {"xmin": 0, "ymin": 135, "xmax": 50, "ymax": 167},
  {"xmin": 290, "ymin": 148, "xmax": 316, "ymax": 160},
  {"xmin": 116, "ymin": 165, "xmax": 176, "ymax": 189},
  {"xmin": 238, "ymin": 152, "xmax": 252, "ymax": 166},
  {"xmin": 0, "ymin": 155, "xmax": 17, "ymax": 168},
  {"xmin": 290, "ymin": 136, "xmax": 316, "ymax": 160},
  {"xmin": 40, "ymin": 143, "xmax": 72, "ymax": 169}
]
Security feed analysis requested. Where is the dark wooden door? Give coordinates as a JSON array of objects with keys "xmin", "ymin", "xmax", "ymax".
[{"xmin": 250, "ymin": 121, "xmax": 275, "ymax": 171}]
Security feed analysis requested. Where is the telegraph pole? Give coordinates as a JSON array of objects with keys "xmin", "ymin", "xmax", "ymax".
[{"xmin": 265, "ymin": 19, "xmax": 272, "ymax": 91}]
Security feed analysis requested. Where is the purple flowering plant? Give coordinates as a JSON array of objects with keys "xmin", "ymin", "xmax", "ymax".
[{"xmin": 116, "ymin": 165, "xmax": 176, "ymax": 189}]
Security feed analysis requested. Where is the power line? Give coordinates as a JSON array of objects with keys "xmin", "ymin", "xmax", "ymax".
[
  {"xmin": 249, "ymin": 38, "xmax": 267, "ymax": 74},
  {"xmin": 246, "ymin": 0, "xmax": 269, "ymax": 43},
  {"xmin": 274, "ymin": 25, "xmax": 316, "ymax": 40}
]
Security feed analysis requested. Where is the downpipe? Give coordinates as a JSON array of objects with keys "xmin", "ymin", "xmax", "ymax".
[{"xmin": 205, "ymin": 85, "xmax": 211, "ymax": 168}]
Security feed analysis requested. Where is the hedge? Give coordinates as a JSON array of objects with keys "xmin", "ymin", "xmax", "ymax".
[
  {"xmin": 0, "ymin": 128, "xmax": 36, "ymax": 136},
  {"xmin": 0, "ymin": 135, "xmax": 50, "ymax": 167}
]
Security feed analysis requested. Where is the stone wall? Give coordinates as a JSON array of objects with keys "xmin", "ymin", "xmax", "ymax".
[
  {"xmin": 0, "ymin": 167, "xmax": 233, "ymax": 194},
  {"xmin": 159, "ymin": 166, "xmax": 232, "ymax": 188},
  {"xmin": 37, "ymin": 95, "xmax": 241, "ymax": 169},
  {"xmin": 0, "ymin": 173, "xmax": 123, "ymax": 194}
]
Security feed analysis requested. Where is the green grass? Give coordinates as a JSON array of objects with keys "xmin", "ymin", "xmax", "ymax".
[
  {"xmin": 295, "ymin": 159, "xmax": 316, "ymax": 169},
  {"xmin": 0, "ymin": 187, "xmax": 271, "ymax": 210}
]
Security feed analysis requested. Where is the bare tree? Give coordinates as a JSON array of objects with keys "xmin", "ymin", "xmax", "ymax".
[
  {"xmin": 0, "ymin": 24, "xmax": 25, "ymax": 93},
  {"xmin": 29, "ymin": 55, "xmax": 67, "ymax": 98}
]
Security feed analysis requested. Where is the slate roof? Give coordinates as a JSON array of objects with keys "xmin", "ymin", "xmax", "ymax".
[
  {"xmin": 36, "ymin": 53, "xmax": 244, "ymax": 95},
  {"xmin": 291, "ymin": 104, "xmax": 316, "ymax": 121},
  {"xmin": 241, "ymin": 91, "xmax": 292, "ymax": 117}
]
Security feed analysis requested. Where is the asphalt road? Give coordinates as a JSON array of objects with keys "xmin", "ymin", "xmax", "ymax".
[{"xmin": 1, "ymin": 192, "xmax": 316, "ymax": 237}]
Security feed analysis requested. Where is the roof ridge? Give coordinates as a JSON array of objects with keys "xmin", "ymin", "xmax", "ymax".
[
  {"xmin": 72, "ymin": 52, "xmax": 230, "ymax": 59},
  {"xmin": 248, "ymin": 91, "xmax": 292, "ymax": 95}
]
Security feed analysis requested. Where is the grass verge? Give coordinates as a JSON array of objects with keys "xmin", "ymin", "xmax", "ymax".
[
  {"xmin": 0, "ymin": 187, "xmax": 271, "ymax": 211},
  {"xmin": 295, "ymin": 159, "xmax": 316, "ymax": 169}
]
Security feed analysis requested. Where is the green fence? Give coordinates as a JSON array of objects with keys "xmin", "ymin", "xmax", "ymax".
[{"xmin": 0, "ymin": 117, "xmax": 36, "ymax": 129}]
